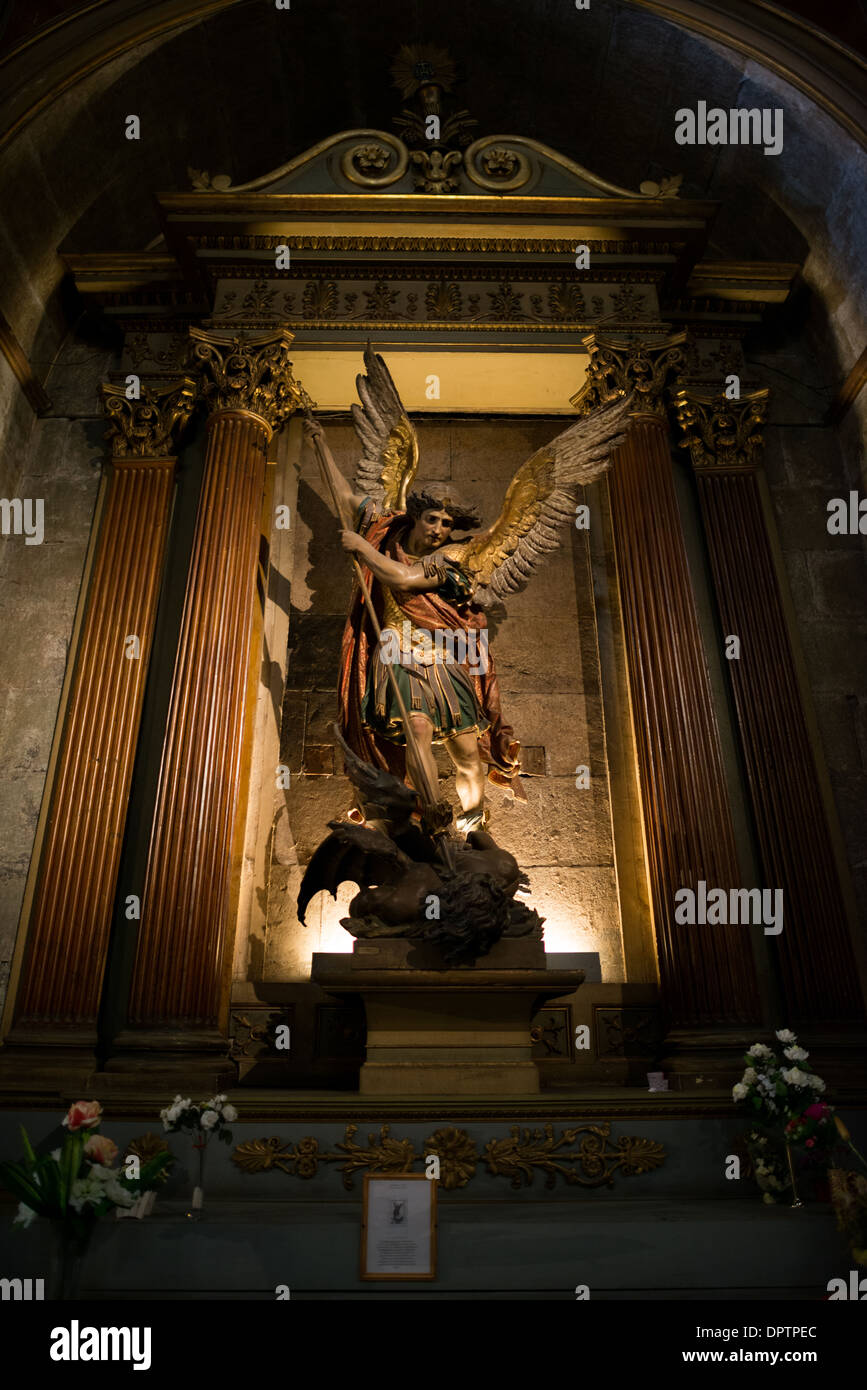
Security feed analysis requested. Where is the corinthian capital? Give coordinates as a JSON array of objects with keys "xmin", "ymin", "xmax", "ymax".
[
  {"xmin": 574, "ymin": 330, "xmax": 687, "ymax": 418},
  {"xmin": 100, "ymin": 378, "xmax": 197, "ymax": 459},
  {"xmin": 674, "ymin": 387, "xmax": 769, "ymax": 472},
  {"xmin": 189, "ymin": 328, "xmax": 303, "ymax": 432}
]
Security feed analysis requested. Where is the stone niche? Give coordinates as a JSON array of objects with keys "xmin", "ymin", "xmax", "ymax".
[
  {"xmin": 229, "ymin": 412, "xmax": 653, "ymax": 1087},
  {"xmin": 265, "ymin": 413, "xmax": 624, "ymax": 973}
]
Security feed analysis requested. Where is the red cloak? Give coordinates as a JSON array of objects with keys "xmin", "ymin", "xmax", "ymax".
[{"xmin": 337, "ymin": 509, "xmax": 525, "ymax": 798}]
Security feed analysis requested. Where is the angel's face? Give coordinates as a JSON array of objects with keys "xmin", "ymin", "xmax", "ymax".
[{"xmin": 409, "ymin": 508, "xmax": 454, "ymax": 554}]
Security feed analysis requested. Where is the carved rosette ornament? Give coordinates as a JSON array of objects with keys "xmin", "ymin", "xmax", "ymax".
[
  {"xmin": 188, "ymin": 328, "xmax": 303, "ymax": 433},
  {"xmin": 340, "ymin": 133, "xmax": 409, "ymax": 188},
  {"xmin": 674, "ymin": 387, "xmax": 769, "ymax": 472},
  {"xmin": 576, "ymin": 331, "xmax": 687, "ymax": 419},
  {"xmin": 466, "ymin": 136, "xmax": 533, "ymax": 191},
  {"xmin": 99, "ymin": 378, "xmax": 196, "ymax": 458}
]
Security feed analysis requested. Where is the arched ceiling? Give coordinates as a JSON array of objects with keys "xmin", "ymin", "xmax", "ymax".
[
  {"xmin": 0, "ymin": 0, "xmax": 864, "ymax": 376},
  {"xmin": 7, "ymin": 0, "xmax": 815, "ymax": 258}
]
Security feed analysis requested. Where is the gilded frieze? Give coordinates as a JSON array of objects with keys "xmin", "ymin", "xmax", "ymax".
[
  {"xmin": 232, "ymin": 1121, "xmax": 666, "ymax": 1190},
  {"xmin": 208, "ymin": 276, "xmax": 654, "ymax": 330}
]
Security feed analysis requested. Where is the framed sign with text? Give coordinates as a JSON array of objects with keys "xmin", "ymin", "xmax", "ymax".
[{"xmin": 360, "ymin": 1173, "xmax": 437, "ymax": 1280}]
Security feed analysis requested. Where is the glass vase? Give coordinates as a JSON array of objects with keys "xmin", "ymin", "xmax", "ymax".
[
  {"xmin": 785, "ymin": 1142, "xmax": 804, "ymax": 1208},
  {"xmin": 48, "ymin": 1218, "xmax": 91, "ymax": 1300},
  {"xmin": 186, "ymin": 1140, "xmax": 207, "ymax": 1221}
]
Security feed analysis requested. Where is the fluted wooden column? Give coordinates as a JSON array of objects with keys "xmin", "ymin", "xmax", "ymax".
[
  {"xmin": 676, "ymin": 388, "xmax": 864, "ymax": 1024},
  {"xmin": 7, "ymin": 381, "xmax": 195, "ymax": 1056},
  {"xmin": 119, "ymin": 331, "xmax": 301, "ymax": 1059},
  {"xmin": 577, "ymin": 333, "xmax": 761, "ymax": 1033}
]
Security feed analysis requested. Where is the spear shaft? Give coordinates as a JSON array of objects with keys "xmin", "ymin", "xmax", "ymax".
[{"xmin": 300, "ymin": 403, "xmax": 448, "ymax": 828}]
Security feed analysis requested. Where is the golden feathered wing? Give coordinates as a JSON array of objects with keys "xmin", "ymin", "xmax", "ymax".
[
  {"xmin": 351, "ymin": 343, "xmax": 419, "ymax": 511},
  {"xmin": 459, "ymin": 396, "xmax": 633, "ymax": 603}
]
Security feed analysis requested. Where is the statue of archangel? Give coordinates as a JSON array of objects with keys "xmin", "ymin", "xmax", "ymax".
[{"xmin": 303, "ymin": 344, "xmax": 630, "ymax": 837}]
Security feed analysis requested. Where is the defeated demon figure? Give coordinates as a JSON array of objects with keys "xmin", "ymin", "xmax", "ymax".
[{"xmin": 297, "ymin": 728, "xmax": 544, "ymax": 965}]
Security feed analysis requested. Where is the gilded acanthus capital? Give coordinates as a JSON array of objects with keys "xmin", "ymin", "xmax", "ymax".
[
  {"xmin": 674, "ymin": 387, "xmax": 769, "ymax": 472},
  {"xmin": 100, "ymin": 377, "xmax": 197, "ymax": 459},
  {"xmin": 188, "ymin": 328, "xmax": 304, "ymax": 432},
  {"xmin": 574, "ymin": 331, "xmax": 687, "ymax": 419}
]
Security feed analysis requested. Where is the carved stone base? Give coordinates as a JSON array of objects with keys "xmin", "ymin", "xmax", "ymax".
[
  {"xmin": 312, "ymin": 945, "xmax": 584, "ymax": 1097},
  {"xmin": 104, "ymin": 1027, "xmax": 236, "ymax": 1090},
  {"xmin": 0, "ymin": 1029, "xmax": 98, "ymax": 1092},
  {"xmin": 657, "ymin": 1028, "xmax": 767, "ymax": 1091}
]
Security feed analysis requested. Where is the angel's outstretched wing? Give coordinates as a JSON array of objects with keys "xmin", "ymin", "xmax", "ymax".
[
  {"xmin": 458, "ymin": 396, "xmax": 633, "ymax": 602},
  {"xmin": 350, "ymin": 342, "xmax": 419, "ymax": 511}
]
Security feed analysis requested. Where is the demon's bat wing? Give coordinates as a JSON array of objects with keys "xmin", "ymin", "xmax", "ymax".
[
  {"xmin": 332, "ymin": 723, "xmax": 418, "ymax": 832},
  {"xmin": 297, "ymin": 821, "xmax": 413, "ymax": 924}
]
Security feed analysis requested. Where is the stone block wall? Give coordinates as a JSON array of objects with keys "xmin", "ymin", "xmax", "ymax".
[{"xmin": 0, "ymin": 352, "xmax": 111, "ymax": 1021}]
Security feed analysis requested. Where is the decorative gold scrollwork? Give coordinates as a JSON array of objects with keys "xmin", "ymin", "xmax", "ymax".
[
  {"xmin": 424, "ymin": 1127, "xmax": 479, "ymax": 1189},
  {"xmin": 465, "ymin": 136, "xmax": 532, "ymax": 192},
  {"xmin": 482, "ymin": 1122, "xmax": 666, "ymax": 1189},
  {"xmin": 232, "ymin": 1122, "xmax": 665, "ymax": 1191},
  {"xmin": 409, "ymin": 147, "xmax": 463, "ymax": 195},
  {"xmin": 100, "ymin": 377, "xmax": 196, "ymax": 458},
  {"xmin": 123, "ymin": 1133, "xmax": 174, "ymax": 1183},
  {"xmin": 674, "ymin": 387, "xmax": 769, "ymax": 472},
  {"xmin": 188, "ymin": 328, "xmax": 304, "ymax": 430},
  {"xmin": 340, "ymin": 133, "xmax": 408, "ymax": 188},
  {"xmin": 576, "ymin": 331, "xmax": 687, "ymax": 418}
]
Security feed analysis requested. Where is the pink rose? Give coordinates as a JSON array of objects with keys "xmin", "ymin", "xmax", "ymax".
[
  {"xmin": 805, "ymin": 1102, "xmax": 828, "ymax": 1120},
  {"xmin": 84, "ymin": 1134, "xmax": 118, "ymax": 1165},
  {"xmin": 63, "ymin": 1101, "xmax": 103, "ymax": 1132},
  {"xmin": 805, "ymin": 1138, "xmax": 815, "ymax": 1148}
]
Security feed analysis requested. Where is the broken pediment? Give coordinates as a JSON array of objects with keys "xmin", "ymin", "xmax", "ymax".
[
  {"xmin": 187, "ymin": 41, "xmax": 679, "ymax": 202},
  {"xmin": 188, "ymin": 127, "xmax": 682, "ymax": 200}
]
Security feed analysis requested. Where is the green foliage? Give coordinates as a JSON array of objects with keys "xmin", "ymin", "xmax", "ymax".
[{"xmin": 1, "ymin": 1110, "xmax": 176, "ymax": 1227}]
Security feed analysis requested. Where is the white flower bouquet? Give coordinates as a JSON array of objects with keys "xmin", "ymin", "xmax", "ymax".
[
  {"xmin": 732, "ymin": 1029, "xmax": 826, "ymax": 1122},
  {"xmin": 159, "ymin": 1094, "xmax": 237, "ymax": 1217},
  {"xmin": 159, "ymin": 1094, "xmax": 237, "ymax": 1142}
]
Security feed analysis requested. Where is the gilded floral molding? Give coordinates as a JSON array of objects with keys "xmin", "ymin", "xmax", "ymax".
[
  {"xmin": 232, "ymin": 1122, "xmax": 666, "ymax": 1190},
  {"xmin": 124, "ymin": 1132, "xmax": 174, "ymax": 1183},
  {"xmin": 210, "ymin": 277, "xmax": 651, "ymax": 329},
  {"xmin": 99, "ymin": 377, "xmax": 196, "ymax": 458}
]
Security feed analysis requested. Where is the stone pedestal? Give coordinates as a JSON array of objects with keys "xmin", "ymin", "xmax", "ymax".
[{"xmin": 312, "ymin": 941, "xmax": 583, "ymax": 1097}]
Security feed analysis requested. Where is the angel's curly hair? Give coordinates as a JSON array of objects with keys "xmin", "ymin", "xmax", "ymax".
[{"xmin": 405, "ymin": 489, "xmax": 482, "ymax": 532}]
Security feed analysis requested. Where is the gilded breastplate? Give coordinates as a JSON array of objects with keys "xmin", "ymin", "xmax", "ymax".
[{"xmin": 380, "ymin": 586, "xmax": 437, "ymax": 665}]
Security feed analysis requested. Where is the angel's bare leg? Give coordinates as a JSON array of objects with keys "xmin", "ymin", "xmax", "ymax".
[{"xmin": 444, "ymin": 730, "xmax": 487, "ymax": 831}]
